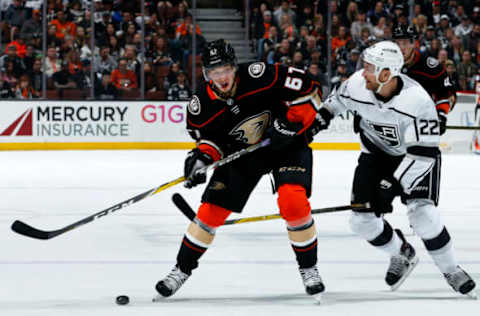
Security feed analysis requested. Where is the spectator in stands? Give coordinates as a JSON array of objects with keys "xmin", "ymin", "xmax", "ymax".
[
  {"xmin": 255, "ymin": 9, "xmax": 276, "ymax": 40},
  {"xmin": 279, "ymin": 14, "xmax": 296, "ymax": 41},
  {"xmin": 446, "ymin": 59, "xmax": 461, "ymax": 91},
  {"xmin": 111, "ymin": 57, "xmax": 138, "ymax": 91},
  {"xmin": 175, "ymin": 14, "xmax": 201, "ymax": 40},
  {"xmin": 457, "ymin": 50, "xmax": 478, "ymax": 90},
  {"xmin": 52, "ymin": 60, "xmax": 77, "ymax": 98},
  {"xmin": 295, "ymin": 4, "xmax": 314, "ymax": 29},
  {"xmin": 5, "ymin": 0, "xmax": 29, "ymax": 41},
  {"xmin": 0, "ymin": 73, "xmax": 15, "ymax": 99},
  {"xmin": 66, "ymin": 49, "xmax": 83, "ymax": 77},
  {"xmin": 124, "ymin": 44, "xmax": 142, "ymax": 77},
  {"xmin": 164, "ymin": 62, "xmax": 181, "ymax": 90},
  {"xmin": 420, "ymin": 26, "xmax": 436, "ymax": 54},
  {"xmin": 372, "ymin": 16, "xmax": 387, "ymax": 39},
  {"xmin": 344, "ymin": 1, "xmax": 358, "ymax": 28},
  {"xmin": 448, "ymin": 35, "xmax": 465, "ymax": 64},
  {"xmin": 51, "ymin": 10, "xmax": 77, "ymax": 41},
  {"xmin": 346, "ymin": 47, "xmax": 360, "ymax": 74},
  {"xmin": 23, "ymin": 44, "xmax": 36, "ymax": 71},
  {"xmin": 95, "ymin": 72, "xmax": 118, "ymax": 100},
  {"xmin": 438, "ymin": 49, "xmax": 449, "ymax": 65},
  {"xmin": 259, "ymin": 25, "xmax": 280, "ymax": 61},
  {"xmin": 0, "ymin": 45, "xmax": 25, "ymax": 78},
  {"xmin": 267, "ymin": 38, "xmax": 291, "ymax": 64},
  {"xmin": 109, "ymin": 35, "xmax": 124, "ymax": 60},
  {"xmin": 5, "ymin": 33, "xmax": 26, "ymax": 58},
  {"xmin": 167, "ymin": 70, "xmax": 191, "ymax": 101},
  {"xmin": 45, "ymin": 46, "xmax": 62, "ymax": 78},
  {"xmin": 15, "ymin": 74, "xmax": 39, "ymax": 99},
  {"xmin": 431, "ymin": 1, "xmax": 442, "ymax": 26},
  {"xmin": 144, "ymin": 61, "xmax": 158, "ymax": 93},
  {"xmin": 95, "ymin": 46, "xmax": 117, "ymax": 75},
  {"xmin": 21, "ymin": 9, "xmax": 42, "ymax": 41},
  {"xmin": 180, "ymin": 24, "xmax": 206, "ymax": 70},
  {"xmin": 351, "ymin": 10, "xmax": 373, "ymax": 42},
  {"xmin": 27, "ymin": 57, "xmax": 43, "ymax": 93},
  {"xmin": 150, "ymin": 36, "xmax": 174, "ymax": 67},
  {"xmin": 464, "ymin": 23, "xmax": 480, "ymax": 53},
  {"xmin": 47, "ymin": 24, "xmax": 62, "ymax": 48},
  {"xmin": 1, "ymin": 60, "xmax": 18, "ymax": 87},
  {"xmin": 292, "ymin": 50, "xmax": 304, "ymax": 69},
  {"xmin": 273, "ymin": 0, "xmax": 296, "ymax": 27},
  {"xmin": 74, "ymin": 59, "xmax": 93, "ymax": 90},
  {"xmin": 455, "ymin": 16, "xmax": 473, "ymax": 37},
  {"xmin": 332, "ymin": 26, "xmax": 352, "ymax": 59},
  {"xmin": 368, "ymin": 1, "xmax": 388, "ymax": 26}
]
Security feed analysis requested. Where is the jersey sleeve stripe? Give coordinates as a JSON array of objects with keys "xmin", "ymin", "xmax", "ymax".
[
  {"xmin": 237, "ymin": 64, "xmax": 279, "ymax": 100},
  {"xmin": 391, "ymin": 108, "xmax": 419, "ymax": 141},
  {"xmin": 410, "ymin": 68, "xmax": 446, "ymax": 79},
  {"xmin": 187, "ymin": 108, "xmax": 226, "ymax": 128}
]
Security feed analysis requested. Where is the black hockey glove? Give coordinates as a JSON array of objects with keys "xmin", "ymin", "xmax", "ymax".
[
  {"xmin": 353, "ymin": 112, "xmax": 362, "ymax": 134},
  {"xmin": 308, "ymin": 107, "xmax": 334, "ymax": 138},
  {"xmin": 184, "ymin": 148, "xmax": 213, "ymax": 188},
  {"xmin": 264, "ymin": 118, "xmax": 303, "ymax": 151},
  {"xmin": 370, "ymin": 177, "xmax": 403, "ymax": 217},
  {"xmin": 438, "ymin": 110, "xmax": 447, "ymax": 135}
]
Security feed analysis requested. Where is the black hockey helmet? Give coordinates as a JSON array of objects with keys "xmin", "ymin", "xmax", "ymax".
[
  {"xmin": 202, "ymin": 39, "xmax": 237, "ymax": 72},
  {"xmin": 392, "ymin": 24, "xmax": 418, "ymax": 40}
]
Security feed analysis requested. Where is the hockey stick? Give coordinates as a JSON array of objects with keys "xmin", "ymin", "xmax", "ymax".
[
  {"xmin": 446, "ymin": 125, "xmax": 480, "ymax": 130},
  {"xmin": 11, "ymin": 139, "xmax": 271, "ymax": 240},
  {"xmin": 172, "ymin": 193, "xmax": 369, "ymax": 226}
]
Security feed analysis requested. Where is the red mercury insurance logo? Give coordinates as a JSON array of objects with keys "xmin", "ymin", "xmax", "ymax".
[{"xmin": 0, "ymin": 109, "xmax": 33, "ymax": 136}]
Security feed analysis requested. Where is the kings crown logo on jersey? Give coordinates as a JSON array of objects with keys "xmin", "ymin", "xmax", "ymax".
[{"xmin": 367, "ymin": 121, "xmax": 400, "ymax": 147}]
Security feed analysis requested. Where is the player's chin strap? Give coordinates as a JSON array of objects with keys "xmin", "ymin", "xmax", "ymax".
[{"xmin": 375, "ymin": 71, "xmax": 392, "ymax": 93}]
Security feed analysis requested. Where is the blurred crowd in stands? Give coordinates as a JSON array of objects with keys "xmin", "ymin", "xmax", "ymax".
[
  {"xmin": 3, "ymin": 0, "xmax": 480, "ymax": 100},
  {"xmin": 252, "ymin": 0, "xmax": 480, "ymax": 95},
  {"xmin": 0, "ymin": 0, "xmax": 199, "ymax": 100}
]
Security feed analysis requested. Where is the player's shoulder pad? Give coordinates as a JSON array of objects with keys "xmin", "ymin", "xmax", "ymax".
[
  {"xmin": 419, "ymin": 54, "xmax": 445, "ymax": 75},
  {"xmin": 239, "ymin": 61, "xmax": 276, "ymax": 81},
  {"xmin": 397, "ymin": 74, "xmax": 436, "ymax": 116},
  {"xmin": 186, "ymin": 83, "xmax": 225, "ymax": 127}
]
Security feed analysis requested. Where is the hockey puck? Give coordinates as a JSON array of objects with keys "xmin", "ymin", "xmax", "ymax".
[{"xmin": 116, "ymin": 295, "xmax": 129, "ymax": 305}]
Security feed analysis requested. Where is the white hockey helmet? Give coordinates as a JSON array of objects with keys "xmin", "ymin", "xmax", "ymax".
[{"xmin": 363, "ymin": 41, "xmax": 404, "ymax": 92}]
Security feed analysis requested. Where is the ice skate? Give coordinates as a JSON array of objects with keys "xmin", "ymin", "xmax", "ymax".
[
  {"xmin": 153, "ymin": 266, "xmax": 190, "ymax": 301},
  {"xmin": 299, "ymin": 266, "xmax": 325, "ymax": 302},
  {"xmin": 385, "ymin": 229, "xmax": 419, "ymax": 291},
  {"xmin": 444, "ymin": 266, "xmax": 477, "ymax": 299}
]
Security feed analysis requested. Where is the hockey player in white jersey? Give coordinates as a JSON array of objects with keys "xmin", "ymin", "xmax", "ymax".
[{"xmin": 310, "ymin": 41, "xmax": 476, "ymax": 297}]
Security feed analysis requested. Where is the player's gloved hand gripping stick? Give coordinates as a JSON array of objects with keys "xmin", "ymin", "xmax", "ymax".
[{"xmin": 11, "ymin": 139, "xmax": 271, "ymax": 240}]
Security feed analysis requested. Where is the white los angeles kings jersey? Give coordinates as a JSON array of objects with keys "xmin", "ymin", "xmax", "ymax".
[{"xmin": 324, "ymin": 70, "xmax": 440, "ymax": 194}]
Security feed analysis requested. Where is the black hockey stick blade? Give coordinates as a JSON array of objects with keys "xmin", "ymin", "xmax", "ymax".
[
  {"xmin": 172, "ymin": 193, "xmax": 196, "ymax": 221},
  {"xmin": 11, "ymin": 220, "xmax": 58, "ymax": 240}
]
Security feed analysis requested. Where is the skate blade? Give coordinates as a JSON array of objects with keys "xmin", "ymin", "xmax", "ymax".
[
  {"xmin": 152, "ymin": 294, "xmax": 164, "ymax": 302},
  {"xmin": 311, "ymin": 293, "xmax": 323, "ymax": 304},
  {"xmin": 466, "ymin": 291, "xmax": 478, "ymax": 300},
  {"xmin": 390, "ymin": 256, "xmax": 420, "ymax": 292}
]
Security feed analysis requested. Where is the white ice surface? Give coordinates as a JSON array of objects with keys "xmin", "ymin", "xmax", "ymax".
[{"xmin": 0, "ymin": 150, "xmax": 479, "ymax": 316}]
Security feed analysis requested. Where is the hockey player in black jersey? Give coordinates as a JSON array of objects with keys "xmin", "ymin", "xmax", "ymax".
[
  {"xmin": 392, "ymin": 24, "xmax": 456, "ymax": 135},
  {"xmin": 153, "ymin": 39, "xmax": 331, "ymax": 301},
  {"xmin": 311, "ymin": 41, "xmax": 476, "ymax": 297}
]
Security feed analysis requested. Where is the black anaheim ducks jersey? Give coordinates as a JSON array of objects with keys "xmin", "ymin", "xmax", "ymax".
[
  {"xmin": 402, "ymin": 50, "xmax": 455, "ymax": 114},
  {"xmin": 186, "ymin": 62, "xmax": 321, "ymax": 156}
]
